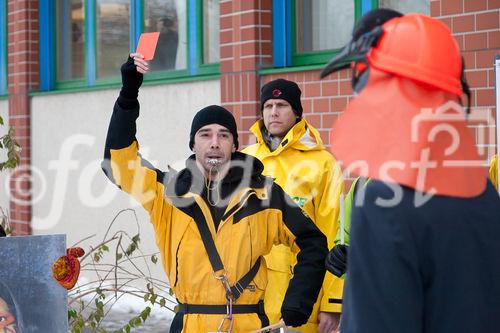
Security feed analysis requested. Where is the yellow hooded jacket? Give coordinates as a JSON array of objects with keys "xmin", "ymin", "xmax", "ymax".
[
  {"xmin": 243, "ymin": 118, "xmax": 344, "ymax": 332},
  {"xmin": 102, "ymin": 101, "xmax": 328, "ymax": 332},
  {"xmin": 489, "ymin": 154, "xmax": 498, "ymax": 191}
]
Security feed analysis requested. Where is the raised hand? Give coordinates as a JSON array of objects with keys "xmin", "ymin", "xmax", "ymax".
[{"xmin": 119, "ymin": 53, "xmax": 148, "ymax": 100}]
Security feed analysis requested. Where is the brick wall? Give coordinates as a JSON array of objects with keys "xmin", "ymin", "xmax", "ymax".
[
  {"xmin": 225, "ymin": 1, "xmax": 499, "ymax": 157},
  {"xmin": 3, "ymin": 1, "xmax": 498, "ymax": 234},
  {"xmin": 260, "ymin": 70, "xmax": 353, "ymax": 148},
  {"xmin": 219, "ymin": 0, "xmax": 273, "ymax": 146},
  {"xmin": 7, "ymin": 0, "xmax": 39, "ymax": 235},
  {"xmin": 219, "ymin": 0, "xmax": 498, "ymax": 191},
  {"xmin": 433, "ymin": 0, "xmax": 499, "ymax": 161}
]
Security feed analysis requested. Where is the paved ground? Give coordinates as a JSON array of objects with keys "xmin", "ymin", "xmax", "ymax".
[
  {"xmin": 78, "ymin": 308, "xmax": 172, "ymax": 332},
  {"xmin": 78, "ymin": 307, "xmax": 303, "ymax": 332},
  {"xmin": 95, "ymin": 314, "xmax": 303, "ymax": 333},
  {"xmin": 98, "ymin": 310, "xmax": 171, "ymax": 332},
  {"xmin": 71, "ymin": 289, "xmax": 174, "ymax": 332}
]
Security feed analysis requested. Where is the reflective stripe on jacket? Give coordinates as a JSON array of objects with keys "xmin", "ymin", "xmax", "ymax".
[{"xmin": 243, "ymin": 118, "xmax": 344, "ymax": 332}]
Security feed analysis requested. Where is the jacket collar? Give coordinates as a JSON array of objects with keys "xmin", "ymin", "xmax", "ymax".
[
  {"xmin": 249, "ymin": 118, "xmax": 325, "ymax": 154},
  {"xmin": 166, "ymin": 152, "xmax": 267, "ymax": 197}
]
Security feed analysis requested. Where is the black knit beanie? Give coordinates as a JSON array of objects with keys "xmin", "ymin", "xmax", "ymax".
[
  {"xmin": 260, "ymin": 79, "xmax": 303, "ymax": 117},
  {"xmin": 189, "ymin": 105, "xmax": 239, "ymax": 150}
]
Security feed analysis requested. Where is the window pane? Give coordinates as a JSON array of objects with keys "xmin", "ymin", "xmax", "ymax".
[
  {"xmin": 144, "ymin": 0, "xmax": 186, "ymax": 71},
  {"xmin": 56, "ymin": 0, "xmax": 85, "ymax": 81},
  {"xmin": 296, "ymin": 0, "xmax": 354, "ymax": 53},
  {"xmin": 203, "ymin": 0, "xmax": 219, "ymax": 64},
  {"xmin": 96, "ymin": 0, "xmax": 130, "ymax": 79},
  {"xmin": 379, "ymin": 0, "xmax": 430, "ymax": 15}
]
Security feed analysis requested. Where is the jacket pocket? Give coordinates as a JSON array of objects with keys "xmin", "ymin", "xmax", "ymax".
[
  {"xmin": 169, "ymin": 222, "xmax": 190, "ymax": 289},
  {"xmin": 264, "ymin": 244, "xmax": 293, "ymax": 274}
]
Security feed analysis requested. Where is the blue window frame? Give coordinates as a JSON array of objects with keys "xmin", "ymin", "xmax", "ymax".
[
  {"xmin": 0, "ymin": 0, "xmax": 7, "ymax": 96},
  {"xmin": 272, "ymin": 0, "xmax": 375, "ymax": 68},
  {"xmin": 39, "ymin": 0, "xmax": 219, "ymax": 92}
]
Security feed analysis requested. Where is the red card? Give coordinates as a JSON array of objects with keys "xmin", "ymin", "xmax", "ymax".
[{"xmin": 136, "ymin": 32, "xmax": 160, "ymax": 61}]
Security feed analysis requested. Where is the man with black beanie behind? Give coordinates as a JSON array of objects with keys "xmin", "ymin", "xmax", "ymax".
[
  {"xmin": 101, "ymin": 53, "xmax": 328, "ymax": 333},
  {"xmin": 243, "ymin": 79, "xmax": 344, "ymax": 333}
]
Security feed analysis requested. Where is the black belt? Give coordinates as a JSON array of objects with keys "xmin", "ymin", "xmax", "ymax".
[{"xmin": 177, "ymin": 300, "xmax": 265, "ymax": 315}]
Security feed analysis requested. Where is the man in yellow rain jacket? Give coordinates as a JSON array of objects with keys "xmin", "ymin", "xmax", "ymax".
[
  {"xmin": 243, "ymin": 79, "xmax": 344, "ymax": 333},
  {"xmin": 102, "ymin": 55, "xmax": 328, "ymax": 332}
]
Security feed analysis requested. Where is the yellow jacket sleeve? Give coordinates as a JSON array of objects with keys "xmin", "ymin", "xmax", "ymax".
[
  {"xmin": 314, "ymin": 158, "xmax": 345, "ymax": 313},
  {"xmin": 269, "ymin": 183, "xmax": 329, "ymax": 320},
  {"xmin": 102, "ymin": 100, "xmax": 171, "ymax": 232}
]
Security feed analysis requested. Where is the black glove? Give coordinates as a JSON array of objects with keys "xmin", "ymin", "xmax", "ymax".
[
  {"xmin": 281, "ymin": 309, "xmax": 309, "ymax": 327},
  {"xmin": 120, "ymin": 56, "xmax": 143, "ymax": 100},
  {"xmin": 325, "ymin": 244, "xmax": 348, "ymax": 277}
]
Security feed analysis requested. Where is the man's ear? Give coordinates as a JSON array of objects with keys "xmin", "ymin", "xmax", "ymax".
[{"xmin": 232, "ymin": 144, "xmax": 236, "ymax": 153}]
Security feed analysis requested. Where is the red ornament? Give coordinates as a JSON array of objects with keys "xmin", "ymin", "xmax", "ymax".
[
  {"xmin": 272, "ymin": 89, "xmax": 282, "ymax": 97},
  {"xmin": 52, "ymin": 247, "xmax": 85, "ymax": 290}
]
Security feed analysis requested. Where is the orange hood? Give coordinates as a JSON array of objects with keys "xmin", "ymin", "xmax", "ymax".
[{"xmin": 330, "ymin": 68, "xmax": 486, "ymax": 198}]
